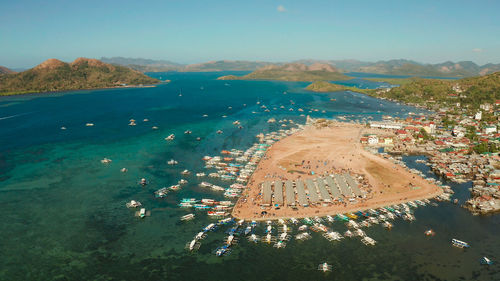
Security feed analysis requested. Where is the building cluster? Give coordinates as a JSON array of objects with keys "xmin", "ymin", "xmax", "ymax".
[{"xmin": 363, "ymin": 101, "xmax": 500, "ymax": 214}]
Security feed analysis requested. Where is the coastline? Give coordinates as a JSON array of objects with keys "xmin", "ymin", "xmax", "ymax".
[
  {"xmin": 0, "ymin": 82, "xmax": 166, "ymax": 98},
  {"xmin": 232, "ymin": 121, "xmax": 443, "ymax": 220}
]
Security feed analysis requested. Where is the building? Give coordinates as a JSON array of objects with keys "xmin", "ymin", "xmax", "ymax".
[
  {"xmin": 369, "ymin": 121, "xmax": 403, "ymax": 130},
  {"xmin": 485, "ymin": 125, "xmax": 497, "ymax": 134}
]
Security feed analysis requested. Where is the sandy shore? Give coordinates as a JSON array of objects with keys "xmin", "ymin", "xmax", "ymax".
[{"xmin": 232, "ymin": 122, "xmax": 443, "ymax": 220}]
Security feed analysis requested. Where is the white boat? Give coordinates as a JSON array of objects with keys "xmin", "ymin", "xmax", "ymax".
[
  {"xmin": 139, "ymin": 208, "xmax": 146, "ymax": 218},
  {"xmin": 100, "ymin": 158, "xmax": 112, "ymax": 164},
  {"xmin": 186, "ymin": 239, "xmax": 200, "ymax": 251},
  {"xmin": 226, "ymin": 234, "xmax": 235, "ymax": 246},
  {"xmin": 203, "ymin": 223, "xmax": 216, "ymax": 232},
  {"xmin": 344, "ymin": 230, "xmax": 354, "ymax": 237},
  {"xmin": 451, "ymin": 238, "xmax": 470, "ymax": 248},
  {"xmin": 290, "ymin": 218, "xmax": 298, "ymax": 224},
  {"xmin": 126, "ymin": 200, "xmax": 142, "ymax": 208},
  {"xmin": 382, "ymin": 221, "xmax": 393, "ymax": 229},
  {"xmin": 165, "ymin": 134, "xmax": 175, "ymax": 141},
  {"xmin": 244, "ymin": 226, "xmax": 252, "ymax": 235},
  {"xmin": 199, "ymin": 182, "xmax": 213, "ymax": 188},
  {"xmin": 323, "ymin": 231, "xmax": 343, "ymax": 241},
  {"xmin": 196, "ymin": 172, "xmax": 206, "ymax": 177},
  {"xmin": 184, "ymin": 130, "xmax": 192, "ymax": 134},
  {"xmin": 181, "ymin": 169, "xmax": 190, "ymax": 175},
  {"xmin": 263, "ymin": 233, "xmax": 273, "ymax": 244},
  {"xmin": 355, "ymin": 229, "xmax": 365, "ymax": 237},
  {"xmin": 195, "ymin": 232, "xmax": 206, "ymax": 241},
  {"xmin": 326, "ymin": 215, "xmax": 335, "ymax": 223},
  {"xmin": 167, "ymin": 159, "xmax": 178, "ymax": 165},
  {"xmin": 361, "ymin": 236, "xmax": 377, "ymax": 246},
  {"xmin": 248, "ymin": 234, "xmax": 259, "ymax": 243},
  {"xmin": 318, "ymin": 262, "xmax": 332, "ymax": 272},
  {"xmin": 298, "ymin": 225, "xmax": 308, "ymax": 231},
  {"xmin": 180, "ymin": 214, "xmax": 195, "ymax": 221},
  {"xmin": 295, "ymin": 232, "xmax": 311, "ymax": 241},
  {"xmin": 85, "ymin": 123, "xmax": 94, "ymax": 127},
  {"xmin": 273, "ymin": 240, "xmax": 286, "ymax": 248}
]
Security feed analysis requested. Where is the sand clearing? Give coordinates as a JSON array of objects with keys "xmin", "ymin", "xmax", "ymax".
[{"xmin": 232, "ymin": 122, "xmax": 442, "ymax": 220}]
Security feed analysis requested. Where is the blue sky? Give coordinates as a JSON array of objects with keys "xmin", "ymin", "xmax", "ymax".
[{"xmin": 1, "ymin": 0, "xmax": 499, "ymax": 68}]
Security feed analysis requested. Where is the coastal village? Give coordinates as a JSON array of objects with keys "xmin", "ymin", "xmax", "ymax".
[{"xmin": 361, "ymin": 96, "xmax": 500, "ymax": 214}]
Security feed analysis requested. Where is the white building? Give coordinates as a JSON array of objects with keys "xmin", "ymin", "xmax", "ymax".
[
  {"xmin": 369, "ymin": 121, "xmax": 403, "ymax": 130},
  {"xmin": 368, "ymin": 135, "xmax": 379, "ymax": 145},
  {"xmin": 485, "ymin": 126, "xmax": 497, "ymax": 134},
  {"xmin": 475, "ymin": 111, "xmax": 482, "ymax": 120}
]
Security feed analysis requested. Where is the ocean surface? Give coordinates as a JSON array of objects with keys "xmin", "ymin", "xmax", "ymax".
[{"xmin": 0, "ymin": 72, "xmax": 498, "ymax": 281}]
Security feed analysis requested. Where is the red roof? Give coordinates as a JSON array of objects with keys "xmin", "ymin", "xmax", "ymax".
[
  {"xmin": 435, "ymin": 140, "xmax": 445, "ymax": 145},
  {"xmin": 396, "ymin": 130, "xmax": 408, "ymax": 135}
]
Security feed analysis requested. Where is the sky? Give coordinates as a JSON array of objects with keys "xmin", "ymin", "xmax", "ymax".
[{"xmin": 1, "ymin": 0, "xmax": 499, "ymax": 68}]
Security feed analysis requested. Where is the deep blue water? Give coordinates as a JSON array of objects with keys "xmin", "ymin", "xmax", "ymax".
[{"xmin": 0, "ymin": 72, "xmax": 498, "ymax": 280}]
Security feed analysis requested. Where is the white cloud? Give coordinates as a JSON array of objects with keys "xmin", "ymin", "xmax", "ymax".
[
  {"xmin": 277, "ymin": 5, "xmax": 286, "ymax": 12},
  {"xmin": 472, "ymin": 48, "xmax": 483, "ymax": 53}
]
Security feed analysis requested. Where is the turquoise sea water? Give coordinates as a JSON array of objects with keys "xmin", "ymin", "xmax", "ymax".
[{"xmin": 0, "ymin": 72, "xmax": 498, "ymax": 280}]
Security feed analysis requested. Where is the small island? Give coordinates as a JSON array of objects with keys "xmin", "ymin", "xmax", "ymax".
[
  {"xmin": 218, "ymin": 63, "xmax": 351, "ymax": 81},
  {"xmin": 305, "ymin": 80, "xmax": 373, "ymax": 94},
  {"xmin": 0, "ymin": 58, "xmax": 160, "ymax": 96}
]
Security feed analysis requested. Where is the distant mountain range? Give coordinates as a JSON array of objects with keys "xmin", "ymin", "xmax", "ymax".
[
  {"xmin": 101, "ymin": 57, "xmax": 500, "ymax": 77},
  {"xmin": 101, "ymin": 57, "xmax": 272, "ymax": 72},
  {"xmin": 0, "ymin": 58, "xmax": 159, "ymax": 96},
  {"xmin": 217, "ymin": 63, "xmax": 349, "ymax": 81}
]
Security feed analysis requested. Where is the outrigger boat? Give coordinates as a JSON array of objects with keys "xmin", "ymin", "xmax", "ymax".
[
  {"xmin": 195, "ymin": 231, "xmax": 206, "ymax": 240},
  {"xmin": 451, "ymin": 238, "xmax": 470, "ymax": 248},
  {"xmin": 193, "ymin": 204, "xmax": 211, "ymax": 210},
  {"xmin": 361, "ymin": 236, "xmax": 377, "ymax": 246},
  {"xmin": 167, "ymin": 159, "xmax": 178, "ymax": 165},
  {"xmin": 165, "ymin": 134, "xmax": 175, "ymax": 141},
  {"xmin": 244, "ymin": 226, "xmax": 252, "ymax": 235},
  {"xmin": 196, "ymin": 172, "xmax": 206, "ymax": 177},
  {"xmin": 295, "ymin": 232, "xmax": 312, "ymax": 241},
  {"xmin": 154, "ymin": 187, "xmax": 169, "ymax": 198},
  {"xmin": 344, "ymin": 230, "xmax": 354, "ymax": 237},
  {"xmin": 326, "ymin": 215, "xmax": 335, "ymax": 223},
  {"xmin": 336, "ymin": 214, "xmax": 349, "ymax": 222},
  {"xmin": 180, "ymin": 169, "xmax": 190, "ymax": 175},
  {"xmin": 178, "ymin": 202, "xmax": 193, "ymax": 208},
  {"xmin": 480, "ymin": 257, "xmax": 493, "ymax": 265},
  {"xmin": 215, "ymin": 245, "xmax": 230, "ymax": 257},
  {"xmin": 323, "ymin": 231, "xmax": 343, "ymax": 241},
  {"xmin": 262, "ymin": 233, "xmax": 274, "ymax": 244},
  {"xmin": 248, "ymin": 234, "xmax": 259, "ymax": 243},
  {"xmin": 382, "ymin": 221, "xmax": 393, "ymax": 229},
  {"xmin": 424, "ymin": 229, "xmax": 435, "ymax": 236},
  {"xmin": 186, "ymin": 239, "xmax": 200, "ymax": 251},
  {"xmin": 346, "ymin": 213, "xmax": 358, "ymax": 220},
  {"xmin": 203, "ymin": 223, "xmax": 216, "ymax": 232},
  {"xmin": 290, "ymin": 218, "xmax": 299, "ymax": 224},
  {"xmin": 181, "ymin": 198, "xmax": 198, "ymax": 204},
  {"xmin": 169, "ymin": 184, "xmax": 181, "ymax": 191},
  {"xmin": 180, "ymin": 214, "xmax": 195, "ymax": 221},
  {"xmin": 201, "ymin": 198, "xmax": 216, "ymax": 205},
  {"xmin": 273, "ymin": 240, "xmax": 286, "ymax": 248},
  {"xmin": 318, "ymin": 263, "xmax": 332, "ymax": 272},
  {"xmin": 178, "ymin": 179, "xmax": 188, "ymax": 185},
  {"xmin": 126, "ymin": 200, "xmax": 142, "ymax": 208}
]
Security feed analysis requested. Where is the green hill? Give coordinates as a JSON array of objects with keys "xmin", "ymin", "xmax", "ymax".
[
  {"xmin": 0, "ymin": 58, "xmax": 160, "ymax": 96},
  {"xmin": 371, "ymin": 72, "xmax": 500, "ymax": 110},
  {"xmin": 217, "ymin": 63, "xmax": 350, "ymax": 81}
]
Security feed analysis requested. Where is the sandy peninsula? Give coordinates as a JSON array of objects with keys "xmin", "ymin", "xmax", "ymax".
[{"xmin": 232, "ymin": 121, "xmax": 443, "ymax": 220}]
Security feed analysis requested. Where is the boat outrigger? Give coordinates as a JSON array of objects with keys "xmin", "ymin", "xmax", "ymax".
[
  {"xmin": 318, "ymin": 262, "xmax": 332, "ymax": 272},
  {"xmin": 451, "ymin": 238, "xmax": 470, "ymax": 248}
]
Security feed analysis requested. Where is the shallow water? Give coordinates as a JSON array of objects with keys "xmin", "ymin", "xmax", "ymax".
[{"xmin": 0, "ymin": 72, "xmax": 498, "ymax": 280}]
